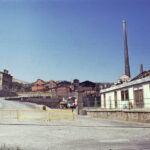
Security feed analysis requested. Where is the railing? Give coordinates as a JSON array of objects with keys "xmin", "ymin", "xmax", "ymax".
[
  {"xmin": 82, "ymin": 96, "xmax": 101, "ymax": 107},
  {"xmin": 83, "ymin": 98, "xmax": 150, "ymax": 111},
  {"xmin": 0, "ymin": 109, "xmax": 74, "ymax": 121}
]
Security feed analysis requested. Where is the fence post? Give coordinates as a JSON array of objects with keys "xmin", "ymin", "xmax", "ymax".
[
  {"xmin": 17, "ymin": 110, "xmax": 21, "ymax": 120},
  {"xmin": 45, "ymin": 111, "xmax": 47, "ymax": 122},
  {"xmin": 72, "ymin": 112, "xmax": 74, "ymax": 120},
  {"xmin": 48, "ymin": 111, "xmax": 51, "ymax": 121}
]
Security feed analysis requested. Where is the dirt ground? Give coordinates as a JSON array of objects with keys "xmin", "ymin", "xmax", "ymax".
[{"xmin": 0, "ymin": 98, "xmax": 150, "ymax": 150}]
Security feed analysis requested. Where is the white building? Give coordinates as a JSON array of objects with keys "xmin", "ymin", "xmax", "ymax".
[{"xmin": 100, "ymin": 72, "xmax": 150, "ymax": 109}]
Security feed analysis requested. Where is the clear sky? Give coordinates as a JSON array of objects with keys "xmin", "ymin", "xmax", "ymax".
[{"xmin": 0, "ymin": 0, "xmax": 150, "ymax": 83}]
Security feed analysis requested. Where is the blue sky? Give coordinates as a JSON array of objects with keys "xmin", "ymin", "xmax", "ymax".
[{"xmin": 0, "ymin": 0, "xmax": 150, "ymax": 83}]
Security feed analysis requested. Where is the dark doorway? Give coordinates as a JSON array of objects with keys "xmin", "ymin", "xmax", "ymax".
[{"xmin": 134, "ymin": 89, "xmax": 144, "ymax": 108}]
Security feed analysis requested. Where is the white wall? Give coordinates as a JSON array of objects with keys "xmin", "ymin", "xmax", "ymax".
[
  {"xmin": 128, "ymin": 87, "xmax": 134, "ymax": 107},
  {"xmin": 143, "ymin": 83, "xmax": 150, "ymax": 108}
]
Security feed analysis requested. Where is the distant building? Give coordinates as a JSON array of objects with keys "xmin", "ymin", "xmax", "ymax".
[
  {"xmin": 31, "ymin": 78, "xmax": 113, "ymax": 101},
  {"xmin": 0, "ymin": 69, "xmax": 12, "ymax": 91},
  {"xmin": 44, "ymin": 80, "xmax": 57, "ymax": 90},
  {"xmin": 72, "ymin": 79, "xmax": 80, "ymax": 91},
  {"xmin": 31, "ymin": 79, "xmax": 46, "ymax": 92},
  {"xmin": 57, "ymin": 81, "xmax": 71, "ymax": 88},
  {"xmin": 95, "ymin": 82, "xmax": 113, "ymax": 90},
  {"xmin": 31, "ymin": 79, "xmax": 57, "ymax": 92},
  {"xmin": 79, "ymin": 81, "xmax": 96, "ymax": 91},
  {"xmin": 48, "ymin": 87, "xmax": 57, "ymax": 95},
  {"xmin": 56, "ymin": 86, "xmax": 70, "ymax": 98}
]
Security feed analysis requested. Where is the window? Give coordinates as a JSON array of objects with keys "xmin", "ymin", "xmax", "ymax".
[
  {"xmin": 121, "ymin": 90, "xmax": 129, "ymax": 101},
  {"xmin": 125, "ymin": 90, "xmax": 129, "ymax": 100},
  {"xmin": 121, "ymin": 91, "xmax": 124, "ymax": 100}
]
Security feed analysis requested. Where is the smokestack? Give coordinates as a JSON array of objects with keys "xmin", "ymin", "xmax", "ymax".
[
  {"xmin": 140, "ymin": 64, "xmax": 143, "ymax": 73},
  {"xmin": 123, "ymin": 20, "xmax": 131, "ymax": 77}
]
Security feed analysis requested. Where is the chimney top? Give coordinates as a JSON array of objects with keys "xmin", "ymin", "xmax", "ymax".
[
  {"xmin": 4, "ymin": 69, "xmax": 8, "ymax": 74},
  {"xmin": 140, "ymin": 64, "xmax": 143, "ymax": 73},
  {"xmin": 122, "ymin": 19, "xmax": 126, "ymax": 23}
]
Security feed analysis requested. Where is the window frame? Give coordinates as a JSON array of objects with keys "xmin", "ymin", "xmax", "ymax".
[{"xmin": 121, "ymin": 89, "xmax": 129, "ymax": 101}]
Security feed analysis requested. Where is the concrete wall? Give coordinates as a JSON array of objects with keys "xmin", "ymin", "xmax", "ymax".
[{"xmin": 86, "ymin": 109, "xmax": 150, "ymax": 123}]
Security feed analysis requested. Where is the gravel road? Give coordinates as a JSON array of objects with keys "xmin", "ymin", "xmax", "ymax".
[
  {"xmin": 0, "ymin": 98, "xmax": 38, "ymax": 109},
  {"xmin": 0, "ymin": 98, "xmax": 150, "ymax": 150}
]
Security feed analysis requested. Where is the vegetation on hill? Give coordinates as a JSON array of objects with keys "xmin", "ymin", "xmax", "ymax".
[{"xmin": 12, "ymin": 82, "xmax": 32, "ymax": 92}]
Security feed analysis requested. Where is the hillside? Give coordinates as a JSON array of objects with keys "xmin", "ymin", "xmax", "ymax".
[{"xmin": 12, "ymin": 78, "xmax": 30, "ymax": 84}]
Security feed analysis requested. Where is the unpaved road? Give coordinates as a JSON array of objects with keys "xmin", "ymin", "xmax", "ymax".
[
  {"xmin": 0, "ymin": 98, "xmax": 150, "ymax": 150},
  {"xmin": 0, "ymin": 98, "xmax": 37, "ymax": 109}
]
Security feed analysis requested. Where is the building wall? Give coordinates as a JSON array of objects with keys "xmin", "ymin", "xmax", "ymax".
[
  {"xmin": 32, "ymin": 85, "xmax": 45, "ymax": 92},
  {"xmin": 48, "ymin": 88, "xmax": 56, "ymax": 95},
  {"xmin": 45, "ymin": 80, "xmax": 57, "ymax": 89},
  {"xmin": 31, "ymin": 79, "xmax": 46, "ymax": 92},
  {"xmin": 56, "ymin": 87, "xmax": 70, "ymax": 98},
  {"xmin": 33, "ymin": 79, "xmax": 45, "ymax": 85},
  {"xmin": 32, "ymin": 79, "xmax": 57, "ymax": 92},
  {"xmin": 143, "ymin": 83, "xmax": 150, "ymax": 108},
  {"xmin": 101, "ymin": 89, "xmax": 134, "ymax": 109},
  {"xmin": 129, "ymin": 87, "xmax": 134, "ymax": 105}
]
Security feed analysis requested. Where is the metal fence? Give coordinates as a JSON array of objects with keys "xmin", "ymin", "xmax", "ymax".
[
  {"xmin": 0, "ymin": 109, "xmax": 74, "ymax": 121},
  {"xmin": 83, "ymin": 97, "xmax": 150, "ymax": 111},
  {"xmin": 82, "ymin": 96, "xmax": 101, "ymax": 107}
]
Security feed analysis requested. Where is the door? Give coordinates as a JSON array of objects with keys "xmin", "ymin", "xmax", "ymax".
[{"xmin": 134, "ymin": 89, "xmax": 144, "ymax": 108}]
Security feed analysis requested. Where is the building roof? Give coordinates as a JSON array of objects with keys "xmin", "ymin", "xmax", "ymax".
[
  {"xmin": 57, "ymin": 81, "xmax": 71, "ymax": 87},
  {"xmin": 131, "ymin": 70, "xmax": 150, "ymax": 81},
  {"xmin": 45, "ymin": 80, "xmax": 56, "ymax": 85},
  {"xmin": 0, "ymin": 71, "xmax": 12, "ymax": 77},
  {"xmin": 80, "ymin": 81, "xmax": 96, "ymax": 87},
  {"xmin": 32, "ymin": 79, "xmax": 45, "ymax": 85},
  {"xmin": 100, "ymin": 76, "xmax": 150, "ymax": 94}
]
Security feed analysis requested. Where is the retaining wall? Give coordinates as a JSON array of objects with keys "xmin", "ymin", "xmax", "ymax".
[{"xmin": 85, "ymin": 109, "xmax": 150, "ymax": 123}]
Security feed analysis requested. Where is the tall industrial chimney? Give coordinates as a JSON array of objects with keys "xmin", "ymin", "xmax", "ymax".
[
  {"xmin": 123, "ymin": 20, "xmax": 131, "ymax": 77},
  {"xmin": 140, "ymin": 64, "xmax": 143, "ymax": 73}
]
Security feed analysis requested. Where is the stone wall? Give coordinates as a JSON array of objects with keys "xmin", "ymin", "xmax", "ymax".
[{"xmin": 85, "ymin": 109, "xmax": 150, "ymax": 123}]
